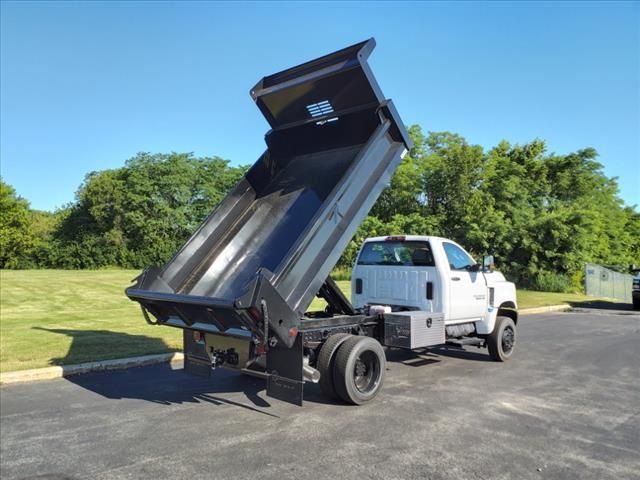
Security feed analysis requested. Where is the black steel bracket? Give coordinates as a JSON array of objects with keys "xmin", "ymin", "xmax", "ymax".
[{"xmin": 235, "ymin": 269, "xmax": 299, "ymax": 348}]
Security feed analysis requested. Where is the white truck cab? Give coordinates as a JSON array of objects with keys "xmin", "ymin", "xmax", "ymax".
[{"xmin": 351, "ymin": 235, "xmax": 518, "ymax": 360}]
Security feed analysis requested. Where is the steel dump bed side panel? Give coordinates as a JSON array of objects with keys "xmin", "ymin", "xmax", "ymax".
[
  {"xmin": 126, "ymin": 39, "xmax": 412, "ymax": 347},
  {"xmin": 276, "ymin": 119, "xmax": 406, "ymax": 315}
]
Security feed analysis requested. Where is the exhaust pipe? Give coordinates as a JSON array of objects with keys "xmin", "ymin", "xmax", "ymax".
[{"xmin": 302, "ymin": 357, "xmax": 320, "ymax": 383}]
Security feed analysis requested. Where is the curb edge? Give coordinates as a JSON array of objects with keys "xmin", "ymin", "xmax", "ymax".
[
  {"xmin": 519, "ymin": 304, "xmax": 571, "ymax": 315},
  {"xmin": 1, "ymin": 352, "xmax": 184, "ymax": 386}
]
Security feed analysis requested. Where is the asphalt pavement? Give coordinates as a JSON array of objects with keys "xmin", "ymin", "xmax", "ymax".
[{"xmin": 1, "ymin": 310, "xmax": 639, "ymax": 480}]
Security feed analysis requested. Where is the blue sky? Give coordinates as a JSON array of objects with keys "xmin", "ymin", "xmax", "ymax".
[{"xmin": 1, "ymin": 1, "xmax": 639, "ymax": 211}]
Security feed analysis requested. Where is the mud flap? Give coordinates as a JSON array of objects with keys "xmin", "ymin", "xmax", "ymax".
[{"xmin": 266, "ymin": 335, "xmax": 304, "ymax": 406}]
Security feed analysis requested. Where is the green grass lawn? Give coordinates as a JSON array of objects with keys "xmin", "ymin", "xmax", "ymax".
[
  {"xmin": 0, "ymin": 270, "xmax": 181, "ymax": 373},
  {"xmin": 1, "ymin": 270, "xmax": 595, "ymax": 372},
  {"xmin": 515, "ymin": 290, "xmax": 595, "ymax": 309}
]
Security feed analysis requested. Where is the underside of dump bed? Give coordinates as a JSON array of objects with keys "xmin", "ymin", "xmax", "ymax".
[{"xmin": 126, "ymin": 39, "xmax": 412, "ymax": 349}]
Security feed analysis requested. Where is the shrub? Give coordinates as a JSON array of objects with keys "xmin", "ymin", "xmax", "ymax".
[
  {"xmin": 527, "ymin": 270, "xmax": 575, "ymax": 293},
  {"xmin": 330, "ymin": 266, "xmax": 351, "ymax": 281}
]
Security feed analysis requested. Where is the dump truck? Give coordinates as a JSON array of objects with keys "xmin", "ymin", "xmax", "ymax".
[{"xmin": 126, "ymin": 39, "xmax": 518, "ymax": 406}]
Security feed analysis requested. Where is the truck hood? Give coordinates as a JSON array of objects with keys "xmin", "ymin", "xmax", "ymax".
[
  {"xmin": 484, "ymin": 270, "xmax": 517, "ymax": 309},
  {"xmin": 484, "ymin": 270, "xmax": 517, "ymax": 293},
  {"xmin": 484, "ymin": 270, "xmax": 508, "ymax": 285}
]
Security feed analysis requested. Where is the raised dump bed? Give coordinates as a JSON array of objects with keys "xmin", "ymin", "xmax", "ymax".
[{"xmin": 126, "ymin": 39, "xmax": 412, "ymax": 349}]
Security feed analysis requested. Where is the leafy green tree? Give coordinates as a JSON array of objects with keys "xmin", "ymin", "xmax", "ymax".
[
  {"xmin": 23, "ymin": 209, "xmax": 58, "ymax": 268},
  {"xmin": 0, "ymin": 179, "xmax": 34, "ymax": 268},
  {"xmin": 340, "ymin": 127, "xmax": 639, "ymax": 292},
  {"xmin": 370, "ymin": 125, "xmax": 426, "ymax": 221},
  {"xmin": 53, "ymin": 153, "xmax": 247, "ymax": 268},
  {"xmin": 3, "ymin": 130, "xmax": 638, "ymax": 295},
  {"xmin": 477, "ymin": 139, "xmax": 550, "ymax": 281}
]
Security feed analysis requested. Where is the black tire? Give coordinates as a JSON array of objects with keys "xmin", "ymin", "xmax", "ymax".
[
  {"xmin": 487, "ymin": 316, "xmax": 516, "ymax": 362},
  {"xmin": 333, "ymin": 336, "xmax": 386, "ymax": 405},
  {"xmin": 633, "ymin": 297, "xmax": 640, "ymax": 310},
  {"xmin": 317, "ymin": 333, "xmax": 352, "ymax": 400}
]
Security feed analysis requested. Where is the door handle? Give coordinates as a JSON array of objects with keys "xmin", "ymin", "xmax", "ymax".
[{"xmin": 451, "ymin": 276, "xmax": 461, "ymax": 281}]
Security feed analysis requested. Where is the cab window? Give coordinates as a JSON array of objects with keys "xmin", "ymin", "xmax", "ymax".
[
  {"xmin": 443, "ymin": 242, "xmax": 475, "ymax": 270},
  {"xmin": 357, "ymin": 241, "xmax": 435, "ymax": 267}
]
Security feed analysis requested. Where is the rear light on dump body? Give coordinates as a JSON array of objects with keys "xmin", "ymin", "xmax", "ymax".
[
  {"xmin": 248, "ymin": 306, "xmax": 262, "ymax": 321},
  {"xmin": 385, "ymin": 236, "xmax": 406, "ymax": 241}
]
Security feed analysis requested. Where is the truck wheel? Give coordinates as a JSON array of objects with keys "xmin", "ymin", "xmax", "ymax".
[
  {"xmin": 317, "ymin": 333, "xmax": 351, "ymax": 400},
  {"xmin": 633, "ymin": 298, "xmax": 640, "ymax": 310},
  {"xmin": 487, "ymin": 316, "xmax": 516, "ymax": 362},
  {"xmin": 333, "ymin": 336, "xmax": 386, "ymax": 405}
]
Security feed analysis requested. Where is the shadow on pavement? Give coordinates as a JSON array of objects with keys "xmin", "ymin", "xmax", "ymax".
[
  {"xmin": 34, "ymin": 327, "xmax": 494, "ymax": 412},
  {"xmin": 386, "ymin": 347, "xmax": 442, "ymax": 365},
  {"xmin": 34, "ymin": 327, "xmax": 279, "ymax": 417},
  {"xmin": 568, "ymin": 300, "xmax": 634, "ymax": 311},
  {"xmin": 429, "ymin": 345, "xmax": 493, "ymax": 362},
  {"xmin": 71, "ymin": 363, "xmax": 279, "ymax": 417},
  {"xmin": 386, "ymin": 344, "xmax": 492, "ymax": 363}
]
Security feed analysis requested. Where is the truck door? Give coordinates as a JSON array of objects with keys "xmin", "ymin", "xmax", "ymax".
[{"xmin": 442, "ymin": 242, "xmax": 487, "ymax": 323}]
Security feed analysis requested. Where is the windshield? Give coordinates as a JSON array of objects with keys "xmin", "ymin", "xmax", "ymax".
[{"xmin": 357, "ymin": 241, "xmax": 435, "ymax": 267}]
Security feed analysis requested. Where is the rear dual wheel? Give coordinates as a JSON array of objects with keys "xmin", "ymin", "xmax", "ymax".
[
  {"xmin": 317, "ymin": 333, "xmax": 351, "ymax": 400},
  {"xmin": 317, "ymin": 334, "xmax": 386, "ymax": 405}
]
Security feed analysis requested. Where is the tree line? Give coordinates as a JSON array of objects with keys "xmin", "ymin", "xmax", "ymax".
[{"xmin": 2, "ymin": 126, "xmax": 638, "ymax": 292}]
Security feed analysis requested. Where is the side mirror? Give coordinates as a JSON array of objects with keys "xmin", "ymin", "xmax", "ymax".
[{"xmin": 482, "ymin": 255, "xmax": 495, "ymax": 272}]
